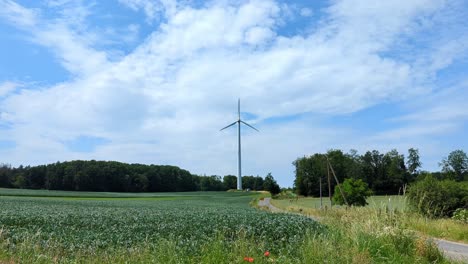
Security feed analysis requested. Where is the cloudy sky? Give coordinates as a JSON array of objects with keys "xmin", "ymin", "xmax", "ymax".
[{"xmin": 0, "ymin": 0, "xmax": 467, "ymax": 187}]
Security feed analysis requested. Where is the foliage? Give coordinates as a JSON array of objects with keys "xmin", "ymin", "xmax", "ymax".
[
  {"xmin": 332, "ymin": 178, "xmax": 372, "ymax": 206},
  {"xmin": 293, "ymin": 153, "xmax": 327, "ymax": 197},
  {"xmin": 271, "ymin": 199, "xmax": 448, "ymax": 263},
  {"xmin": 274, "ymin": 190, "xmax": 298, "ymax": 200},
  {"xmin": 263, "ymin": 173, "xmax": 280, "ymax": 195},
  {"xmin": 294, "ymin": 148, "xmax": 468, "ymax": 196},
  {"xmin": 0, "ymin": 191, "xmax": 323, "ymax": 263},
  {"xmin": 0, "ymin": 161, "xmax": 273, "ymax": 193},
  {"xmin": 294, "ymin": 149, "xmax": 414, "ymax": 197},
  {"xmin": 223, "ymin": 175, "xmax": 237, "ymax": 190},
  {"xmin": 407, "ymin": 175, "xmax": 468, "ymax": 217},
  {"xmin": 242, "ymin": 175, "xmax": 264, "ymax": 190},
  {"xmin": 452, "ymin": 208, "xmax": 468, "ymax": 223},
  {"xmin": 439, "ymin": 149, "xmax": 468, "ymax": 181},
  {"xmin": 273, "ymin": 195, "xmax": 468, "ymax": 243},
  {"xmin": 407, "ymin": 148, "xmax": 422, "ymax": 175}
]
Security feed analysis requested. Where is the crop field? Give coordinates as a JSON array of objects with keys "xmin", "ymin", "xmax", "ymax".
[
  {"xmin": 0, "ymin": 189, "xmax": 454, "ymax": 263},
  {"xmin": 0, "ymin": 190, "xmax": 323, "ymax": 263}
]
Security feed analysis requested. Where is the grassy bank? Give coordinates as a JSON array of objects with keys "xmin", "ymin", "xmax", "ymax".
[{"xmin": 271, "ymin": 196, "xmax": 468, "ymax": 243}]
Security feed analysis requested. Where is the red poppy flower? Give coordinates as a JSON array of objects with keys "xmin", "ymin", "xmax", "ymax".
[
  {"xmin": 248, "ymin": 257, "xmax": 254, "ymax": 262},
  {"xmin": 264, "ymin": 251, "xmax": 270, "ymax": 257},
  {"xmin": 243, "ymin": 257, "xmax": 249, "ymax": 261}
]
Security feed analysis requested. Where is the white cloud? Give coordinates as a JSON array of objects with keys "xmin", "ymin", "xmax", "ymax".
[
  {"xmin": 0, "ymin": 0, "xmax": 109, "ymax": 76},
  {"xmin": 118, "ymin": 0, "xmax": 176, "ymax": 23},
  {"xmin": 299, "ymin": 7, "xmax": 312, "ymax": 17},
  {"xmin": 0, "ymin": 0, "xmax": 37, "ymax": 27},
  {"xmin": 0, "ymin": 0, "xmax": 467, "ymax": 186},
  {"xmin": 0, "ymin": 82, "xmax": 19, "ymax": 97}
]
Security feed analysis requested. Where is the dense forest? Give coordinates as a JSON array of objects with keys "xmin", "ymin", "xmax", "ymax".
[
  {"xmin": 0, "ymin": 160, "xmax": 274, "ymax": 192},
  {"xmin": 294, "ymin": 148, "xmax": 468, "ymax": 196}
]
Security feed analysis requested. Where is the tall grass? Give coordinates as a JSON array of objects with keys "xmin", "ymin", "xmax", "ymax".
[
  {"xmin": 0, "ymin": 228, "xmax": 449, "ymax": 264},
  {"xmin": 273, "ymin": 195, "xmax": 468, "ymax": 243},
  {"xmin": 271, "ymin": 198, "xmax": 464, "ymax": 263}
]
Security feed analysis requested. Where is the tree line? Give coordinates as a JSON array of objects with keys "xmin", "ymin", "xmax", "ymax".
[
  {"xmin": 294, "ymin": 148, "xmax": 468, "ymax": 196},
  {"xmin": 0, "ymin": 160, "xmax": 279, "ymax": 193}
]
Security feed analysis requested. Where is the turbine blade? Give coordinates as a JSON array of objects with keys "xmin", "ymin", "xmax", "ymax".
[
  {"xmin": 240, "ymin": 120, "xmax": 259, "ymax": 132},
  {"xmin": 238, "ymin": 98, "xmax": 240, "ymax": 120},
  {"xmin": 220, "ymin": 121, "xmax": 237, "ymax": 131}
]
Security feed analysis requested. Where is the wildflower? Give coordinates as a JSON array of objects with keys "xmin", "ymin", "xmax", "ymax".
[
  {"xmin": 244, "ymin": 257, "xmax": 249, "ymax": 261},
  {"xmin": 264, "ymin": 251, "xmax": 270, "ymax": 257},
  {"xmin": 248, "ymin": 257, "xmax": 254, "ymax": 262}
]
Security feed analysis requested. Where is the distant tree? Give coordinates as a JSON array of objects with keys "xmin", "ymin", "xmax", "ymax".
[
  {"xmin": 223, "ymin": 175, "xmax": 237, "ymax": 190},
  {"xmin": 440, "ymin": 150, "xmax": 468, "ymax": 181},
  {"xmin": 263, "ymin": 173, "xmax": 280, "ymax": 195},
  {"xmin": 383, "ymin": 149, "xmax": 407, "ymax": 194},
  {"xmin": 242, "ymin": 176, "xmax": 255, "ymax": 190},
  {"xmin": 293, "ymin": 154, "xmax": 327, "ymax": 196},
  {"xmin": 198, "ymin": 175, "xmax": 224, "ymax": 191},
  {"xmin": 345, "ymin": 149, "xmax": 363, "ymax": 180},
  {"xmin": 0, "ymin": 164, "xmax": 12, "ymax": 187},
  {"xmin": 407, "ymin": 148, "xmax": 422, "ymax": 176},
  {"xmin": 360, "ymin": 150, "xmax": 384, "ymax": 193},
  {"xmin": 253, "ymin": 176, "xmax": 264, "ymax": 191},
  {"xmin": 242, "ymin": 175, "xmax": 264, "ymax": 190},
  {"xmin": 332, "ymin": 178, "xmax": 372, "ymax": 206}
]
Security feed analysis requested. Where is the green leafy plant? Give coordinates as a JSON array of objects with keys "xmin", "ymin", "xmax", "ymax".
[
  {"xmin": 332, "ymin": 178, "xmax": 372, "ymax": 206},
  {"xmin": 407, "ymin": 175, "xmax": 468, "ymax": 217},
  {"xmin": 452, "ymin": 208, "xmax": 468, "ymax": 223}
]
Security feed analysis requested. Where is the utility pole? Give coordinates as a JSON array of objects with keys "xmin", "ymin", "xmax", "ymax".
[
  {"xmin": 327, "ymin": 156, "xmax": 349, "ymax": 206},
  {"xmin": 319, "ymin": 176, "xmax": 323, "ymax": 209},
  {"xmin": 327, "ymin": 161, "xmax": 332, "ymax": 207}
]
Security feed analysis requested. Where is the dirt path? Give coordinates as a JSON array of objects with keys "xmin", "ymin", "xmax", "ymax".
[
  {"xmin": 258, "ymin": 197, "xmax": 283, "ymax": 212},
  {"xmin": 258, "ymin": 198, "xmax": 468, "ymax": 263}
]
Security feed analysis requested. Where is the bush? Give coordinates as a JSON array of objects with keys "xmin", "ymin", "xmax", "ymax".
[
  {"xmin": 452, "ymin": 208, "xmax": 468, "ymax": 223},
  {"xmin": 407, "ymin": 175, "xmax": 468, "ymax": 217},
  {"xmin": 332, "ymin": 178, "xmax": 372, "ymax": 206}
]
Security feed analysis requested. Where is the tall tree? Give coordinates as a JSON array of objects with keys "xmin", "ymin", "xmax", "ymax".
[
  {"xmin": 440, "ymin": 150, "xmax": 468, "ymax": 181},
  {"xmin": 293, "ymin": 154, "xmax": 327, "ymax": 196},
  {"xmin": 383, "ymin": 149, "xmax": 406, "ymax": 194},
  {"xmin": 360, "ymin": 150, "xmax": 384, "ymax": 192},
  {"xmin": 407, "ymin": 148, "xmax": 422, "ymax": 176},
  {"xmin": 263, "ymin": 173, "xmax": 280, "ymax": 195}
]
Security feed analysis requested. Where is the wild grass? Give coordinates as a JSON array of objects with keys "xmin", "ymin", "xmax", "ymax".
[
  {"xmin": 0, "ymin": 228, "xmax": 449, "ymax": 264},
  {"xmin": 271, "ymin": 200, "xmax": 458, "ymax": 263},
  {"xmin": 272, "ymin": 195, "xmax": 468, "ymax": 244}
]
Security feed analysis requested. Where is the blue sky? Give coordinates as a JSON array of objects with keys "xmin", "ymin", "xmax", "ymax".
[{"xmin": 1, "ymin": 0, "xmax": 468, "ymax": 187}]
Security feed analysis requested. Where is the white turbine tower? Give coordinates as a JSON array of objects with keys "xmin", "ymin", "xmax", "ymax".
[{"xmin": 220, "ymin": 99, "xmax": 259, "ymax": 190}]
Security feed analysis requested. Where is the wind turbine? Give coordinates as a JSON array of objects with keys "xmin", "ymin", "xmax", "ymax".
[{"xmin": 220, "ymin": 99, "xmax": 259, "ymax": 190}]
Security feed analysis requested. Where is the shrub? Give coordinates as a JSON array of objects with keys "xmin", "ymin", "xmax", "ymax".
[
  {"xmin": 332, "ymin": 178, "xmax": 372, "ymax": 206},
  {"xmin": 452, "ymin": 208, "xmax": 468, "ymax": 223},
  {"xmin": 407, "ymin": 175, "xmax": 468, "ymax": 217}
]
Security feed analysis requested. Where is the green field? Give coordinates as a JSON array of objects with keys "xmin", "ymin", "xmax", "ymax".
[
  {"xmin": 0, "ymin": 189, "xmax": 324, "ymax": 263},
  {"xmin": 0, "ymin": 189, "xmax": 453, "ymax": 263}
]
